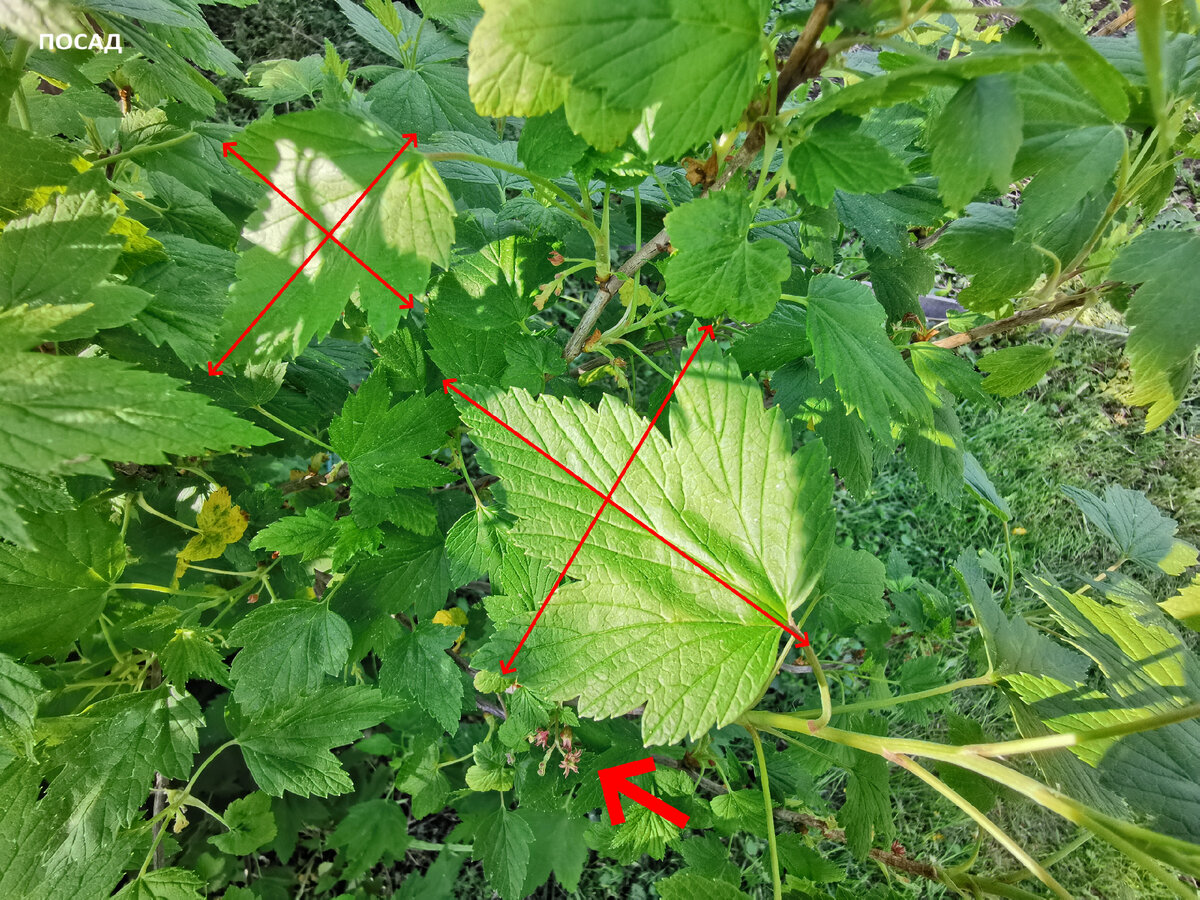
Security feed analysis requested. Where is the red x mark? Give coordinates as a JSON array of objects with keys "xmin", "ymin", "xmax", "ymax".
[
  {"xmin": 207, "ymin": 136, "xmax": 419, "ymax": 375},
  {"xmin": 445, "ymin": 327, "xmax": 809, "ymax": 674}
]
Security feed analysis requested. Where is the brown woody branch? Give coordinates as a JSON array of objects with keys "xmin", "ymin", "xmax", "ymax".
[
  {"xmin": 929, "ymin": 288, "xmax": 1096, "ymax": 350},
  {"xmin": 561, "ymin": 1, "xmax": 838, "ymax": 361}
]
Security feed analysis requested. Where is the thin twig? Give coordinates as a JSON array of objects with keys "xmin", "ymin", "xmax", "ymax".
[
  {"xmin": 1093, "ymin": 5, "xmax": 1136, "ymax": 35},
  {"xmin": 930, "ymin": 289, "xmax": 1095, "ymax": 350}
]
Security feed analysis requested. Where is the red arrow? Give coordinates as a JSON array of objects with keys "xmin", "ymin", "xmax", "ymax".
[
  {"xmin": 599, "ymin": 758, "xmax": 689, "ymax": 829},
  {"xmin": 444, "ymin": 374, "xmax": 807, "ymax": 649},
  {"xmin": 208, "ymin": 136, "xmax": 418, "ymax": 376}
]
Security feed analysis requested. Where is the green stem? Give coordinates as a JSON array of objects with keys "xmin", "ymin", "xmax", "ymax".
[
  {"xmin": 1003, "ymin": 522, "xmax": 1015, "ymax": 604},
  {"xmin": 748, "ymin": 726, "xmax": 783, "ymax": 900},
  {"xmin": 788, "ymin": 673, "xmax": 996, "ymax": 720},
  {"xmin": 184, "ymin": 564, "xmax": 262, "ymax": 577},
  {"xmin": 111, "ymin": 583, "xmax": 220, "ymax": 598},
  {"xmin": 803, "ymin": 643, "xmax": 832, "ymax": 729},
  {"xmin": 611, "ymin": 339, "xmax": 671, "ymax": 380},
  {"xmin": 408, "ymin": 839, "xmax": 473, "ymax": 852},
  {"xmin": 252, "ymin": 405, "xmax": 334, "ymax": 452},
  {"xmin": 136, "ymin": 494, "xmax": 200, "ymax": 533},
  {"xmin": 1, "ymin": 39, "xmax": 32, "ymax": 129},
  {"xmin": 91, "ymin": 132, "xmax": 198, "ymax": 167},
  {"xmin": 139, "ymin": 740, "xmax": 237, "ymax": 877},
  {"xmin": 892, "ymin": 753, "xmax": 1070, "ymax": 899},
  {"xmin": 436, "ymin": 750, "xmax": 476, "ymax": 769},
  {"xmin": 962, "ymin": 701, "xmax": 1200, "ymax": 757},
  {"xmin": 595, "ymin": 186, "xmax": 611, "ymax": 280}
]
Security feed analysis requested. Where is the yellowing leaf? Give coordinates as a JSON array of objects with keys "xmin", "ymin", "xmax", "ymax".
[
  {"xmin": 175, "ymin": 487, "xmax": 248, "ymax": 579},
  {"xmin": 432, "ymin": 608, "xmax": 468, "ymax": 627}
]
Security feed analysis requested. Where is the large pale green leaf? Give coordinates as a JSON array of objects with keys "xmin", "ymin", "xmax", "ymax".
[
  {"xmin": 480, "ymin": 0, "xmax": 767, "ymax": 158},
  {"xmin": 461, "ymin": 337, "xmax": 834, "ymax": 743},
  {"xmin": 803, "ymin": 274, "xmax": 932, "ymax": 441},
  {"xmin": 468, "ymin": 0, "xmax": 567, "ymax": 116},
  {"xmin": 1108, "ymin": 229, "xmax": 1200, "ymax": 428},
  {"xmin": 664, "ymin": 192, "xmax": 790, "ymax": 322}
]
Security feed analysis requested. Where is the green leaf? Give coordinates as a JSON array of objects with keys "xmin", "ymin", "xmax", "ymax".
[
  {"xmin": 517, "ymin": 107, "xmax": 589, "ymax": 177},
  {"xmin": 368, "ymin": 64, "xmax": 494, "ymax": 142},
  {"xmin": 494, "ymin": 0, "xmax": 766, "ymax": 158},
  {"xmin": 465, "ymin": 739, "xmax": 515, "ymax": 792},
  {"xmin": 337, "ymin": 0, "xmax": 462, "ymax": 65},
  {"xmin": 789, "ymin": 114, "xmax": 912, "ymax": 207},
  {"xmin": 841, "ymin": 728, "xmax": 893, "ymax": 859},
  {"xmin": 772, "ymin": 358, "xmax": 874, "ymax": 499},
  {"xmin": 462, "ymin": 337, "xmax": 833, "ymax": 743},
  {"xmin": 677, "ymin": 834, "xmax": 742, "ymax": 885},
  {"xmin": 398, "ymin": 743, "xmax": 452, "ymax": 820},
  {"xmin": 962, "ymin": 452, "xmax": 1012, "ymax": 521},
  {"xmin": 329, "ymin": 373, "xmax": 459, "ymax": 496},
  {"xmin": 903, "ymin": 388, "xmax": 965, "ymax": 500},
  {"xmin": 210, "ymin": 792, "xmax": 277, "ymax": 856},
  {"xmin": 230, "ymin": 684, "xmax": 395, "ymax": 797},
  {"xmin": 946, "ymin": 213, "xmax": 1052, "ymax": 320},
  {"xmin": 656, "ymin": 872, "xmax": 750, "ymax": 900},
  {"xmin": 381, "ymin": 156, "xmax": 457, "ymax": 271},
  {"xmin": 817, "ymin": 547, "xmax": 888, "ymax": 625},
  {"xmin": 1159, "ymin": 578, "xmax": 1200, "ymax": 631},
  {"xmin": 1017, "ymin": 9, "xmax": 1129, "ymax": 122},
  {"xmin": 0, "ymin": 125, "xmax": 81, "ymax": 219},
  {"xmin": 0, "ymin": 504, "xmax": 124, "ymax": 659},
  {"xmin": 864, "ymin": 244, "xmax": 936, "ymax": 323},
  {"xmin": 711, "ymin": 789, "xmax": 767, "ymax": 835},
  {"xmin": 1014, "ymin": 126, "xmax": 1123, "ymax": 240},
  {"xmin": 804, "ymin": 274, "xmax": 933, "ymax": 441},
  {"xmin": 337, "ymin": 528, "xmax": 450, "ymax": 621},
  {"xmin": 1019, "ymin": 576, "xmax": 1200, "ymax": 844},
  {"xmin": 44, "ymin": 686, "xmax": 202, "ymax": 865},
  {"xmin": 159, "ymin": 628, "xmax": 230, "ymax": 687},
  {"xmin": 1108, "ymin": 229, "xmax": 1200, "ymax": 428},
  {"xmin": 775, "ymin": 834, "xmax": 845, "ymax": 882},
  {"xmin": 0, "ymin": 353, "xmax": 272, "ymax": 479},
  {"xmin": 665, "ymin": 191, "xmax": 791, "ymax": 322},
  {"xmin": 468, "ymin": 0, "xmax": 568, "ymax": 117},
  {"xmin": 0, "ymin": 652, "xmax": 40, "ymax": 751},
  {"xmin": 930, "ymin": 75, "xmax": 1023, "ymax": 211},
  {"xmin": 249, "ymin": 503, "xmax": 339, "ymax": 562},
  {"xmin": 954, "ymin": 550, "xmax": 1087, "ymax": 683},
  {"xmin": 114, "ymin": 868, "xmax": 204, "ymax": 900},
  {"xmin": 227, "ymin": 600, "xmax": 353, "ymax": 711},
  {"xmin": 1061, "ymin": 484, "xmax": 1198, "ymax": 574},
  {"xmin": 0, "ymin": 191, "xmax": 122, "ymax": 308},
  {"xmin": 520, "ymin": 809, "xmax": 589, "ymax": 894},
  {"xmin": 445, "ymin": 506, "xmax": 507, "ymax": 587},
  {"xmin": 471, "ymin": 807, "xmax": 533, "ymax": 900},
  {"xmin": 380, "ymin": 621, "xmax": 464, "ymax": 734},
  {"xmin": 729, "ymin": 302, "xmax": 810, "ymax": 371},
  {"xmin": 909, "ymin": 343, "xmax": 990, "ymax": 405},
  {"xmin": 328, "ymin": 799, "xmax": 409, "ymax": 879}
]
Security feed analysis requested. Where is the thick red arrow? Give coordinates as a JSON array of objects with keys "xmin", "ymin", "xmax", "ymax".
[
  {"xmin": 443, "ymin": 373, "xmax": 808, "ymax": 650},
  {"xmin": 208, "ymin": 136, "xmax": 418, "ymax": 376},
  {"xmin": 599, "ymin": 757, "xmax": 689, "ymax": 829}
]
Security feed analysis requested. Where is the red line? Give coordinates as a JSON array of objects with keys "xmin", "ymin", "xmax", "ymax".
[
  {"xmin": 495, "ymin": 329, "xmax": 808, "ymax": 671},
  {"xmin": 448, "ymin": 381, "xmax": 807, "ymax": 646},
  {"xmin": 214, "ymin": 139, "xmax": 416, "ymax": 369},
  {"xmin": 229, "ymin": 148, "xmax": 409, "ymax": 300}
]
